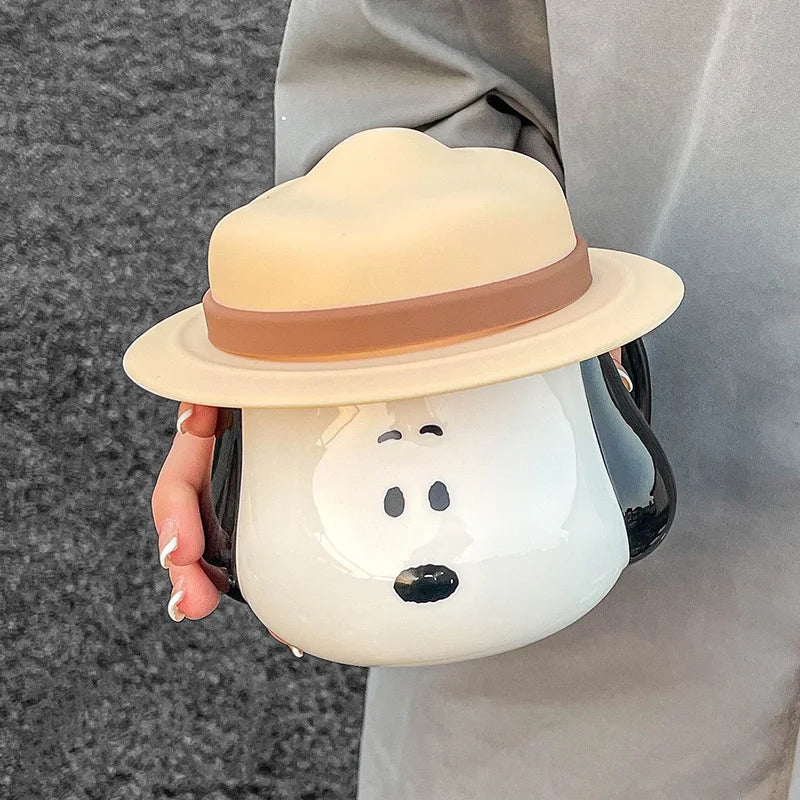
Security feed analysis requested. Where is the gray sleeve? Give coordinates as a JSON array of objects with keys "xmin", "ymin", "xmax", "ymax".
[{"xmin": 273, "ymin": 0, "xmax": 562, "ymax": 184}]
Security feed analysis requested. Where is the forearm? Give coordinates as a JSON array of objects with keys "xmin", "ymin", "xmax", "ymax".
[{"xmin": 274, "ymin": 0, "xmax": 560, "ymax": 183}]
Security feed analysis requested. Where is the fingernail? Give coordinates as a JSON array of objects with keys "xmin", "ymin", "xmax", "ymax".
[
  {"xmin": 168, "ymin": 578, "xmax": 186, "ymax": 623},
  {"xmin": 269, "ymin": 629, "xmax": 304, "ymax": 658},
  {"xmin": 617, "ymin": 366, "xmax": 634, "ymax": 393},
  {"xmin": 176, "ymin": 407, "xmax": 194, "ymax": 435},
  {"xmin": 158, "ymin": 519, "xmax": 179, "ymax": 569},
  {"xmin": 159, "ymin": 537, "xmax": 178, "ymax": 570}
]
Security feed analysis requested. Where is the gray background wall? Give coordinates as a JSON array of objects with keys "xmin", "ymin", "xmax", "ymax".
[{"xmin": 1, "ymin": 2, "xmax": 366, "ymax": 797}]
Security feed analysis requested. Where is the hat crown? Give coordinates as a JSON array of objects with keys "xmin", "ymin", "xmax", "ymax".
[{"xmin": 207, "ymin": 128, "xmax": 577, "ymax": 312}]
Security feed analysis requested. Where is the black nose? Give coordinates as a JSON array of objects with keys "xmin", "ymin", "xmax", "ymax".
[{"xmin": 393, "ymin": 564, "xmax": 459, "ymax": 603}]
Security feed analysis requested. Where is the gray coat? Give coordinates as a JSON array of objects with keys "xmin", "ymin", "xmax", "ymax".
[{"xmin": 274, "ymin": 2, "xmax": 800, "ymax": 797}]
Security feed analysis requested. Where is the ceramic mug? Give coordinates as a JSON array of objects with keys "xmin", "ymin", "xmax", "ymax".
[{"xmin": 200, "ymin": 341, "xmax": 675, "ymax": 667}]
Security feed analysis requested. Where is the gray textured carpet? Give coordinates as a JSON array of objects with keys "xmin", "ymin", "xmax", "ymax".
[{"xmin": 2, "ymin": 2, "xmax": 366, "ymax": 797}]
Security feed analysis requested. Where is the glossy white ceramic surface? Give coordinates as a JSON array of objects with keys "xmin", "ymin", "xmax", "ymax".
[{"xmin": 236, "ymin": 363, "xmax": 628, "ymax": 667}]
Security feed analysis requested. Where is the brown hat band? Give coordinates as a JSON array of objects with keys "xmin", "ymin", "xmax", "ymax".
[{"xmin": 203, "ymin": 235, "xmax": 592, "ymax": 361}]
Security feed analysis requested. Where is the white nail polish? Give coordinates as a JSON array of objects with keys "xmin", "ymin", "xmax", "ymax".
[
  {"xmin": 268, "ymin": 629, "xmax": 304, "ymax": 658},
  {"xmin": 617, "ymin": 366, "xmax": 634, "ymax": 393},
  {"xmin": 176, "ymin": 408, "xmax": 193, "ymax": 435},
  {"xmin": 168, "ymin": 590, "xmax": 185, "ymax": 622},
  {"xmin": 159, "ymin": 535, "xmax": 178, "ymax": 569}
]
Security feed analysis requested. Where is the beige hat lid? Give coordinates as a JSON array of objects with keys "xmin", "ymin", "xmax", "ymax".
[
  {"xmin": 124, "ymin": 128, "xmax": 683, "ymax": 407},
  {"xmin": 209, "ymin": 128, "xmax": 579, "ymax": 312}
]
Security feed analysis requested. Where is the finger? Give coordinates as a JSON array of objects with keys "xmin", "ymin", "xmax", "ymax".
[
  {"xmin": 167, "ymin": 563, "xmax": 222, "ymax": 621},
  {"xmin": 156, "ymin": 427, "xmax": 215, "ymax": 494},
  {"xmin": 177, "ymin": 403, "xmax": 218, "ymax": 438},
  {"xmin": 152, "ymin": 433, "xmax": 215, "ymax": 567},
  {"xmin": 607, "ymin": 348, "xmax": 633, "ymax": 392}
]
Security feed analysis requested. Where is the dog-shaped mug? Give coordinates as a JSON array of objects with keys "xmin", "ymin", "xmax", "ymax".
[{"xmin": 201, "ymin": 340, "xmax": 675, "ymax": 667}]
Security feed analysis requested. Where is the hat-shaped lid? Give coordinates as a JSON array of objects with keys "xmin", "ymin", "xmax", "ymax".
[
  {"xmin": 202, "ymin": 128, "xmax": 590, "ymax": 360},
  {"xmin": 124, "ymin": 127, "xmax": 683, "ymax": 407},
  {"xmin": 211, "ymin": 128, "xmax": 575, "ymax": 311}
]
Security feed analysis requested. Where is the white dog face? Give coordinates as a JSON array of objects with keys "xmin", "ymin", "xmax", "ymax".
[{"xmin": 235, "ymin": 363, "xmax": 629, "ymax": 666}]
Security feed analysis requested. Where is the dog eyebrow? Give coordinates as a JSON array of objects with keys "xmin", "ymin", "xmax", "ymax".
[
  {"xmin": 419, "ymin": 424, "xmax": 443, "ymax": 436},
  {"xmin": 377, "ymin": 430, "xmax": 402, "ymax": 443}
]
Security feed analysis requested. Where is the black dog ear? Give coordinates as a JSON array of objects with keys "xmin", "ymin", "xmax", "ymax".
[
  {"xmin": 580, "ymin": 340, "xmax": 677, "ymax": 562},
  {"xmin": 200, "ymin": 408, "xmax": 246, "ymax": 602}
]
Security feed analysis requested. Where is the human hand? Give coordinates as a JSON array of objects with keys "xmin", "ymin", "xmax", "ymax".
[{"xmin": 151, "ymin": 404, "xmax": 223, "ymax": 622}]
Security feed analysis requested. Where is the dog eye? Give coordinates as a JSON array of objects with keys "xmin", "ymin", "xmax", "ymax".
[
  {"xmin": 384, "ymin": 487, "xmax": 405, "ymax": 517},
  {"xmin": 428, "ymin": 481, "xmax": 450, "ymax": 511},
  {"xmin": 378, "ymin": 430, "xmax": 402, "ymax": 443},
  {"xmin": 419, "ymin": 424, "xmax": 443, "ymax": 436}
]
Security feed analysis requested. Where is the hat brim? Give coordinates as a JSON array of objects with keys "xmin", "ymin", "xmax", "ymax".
[{"xmin": 123, "ymin": 248, "xmax": 683, "ymax": 408}]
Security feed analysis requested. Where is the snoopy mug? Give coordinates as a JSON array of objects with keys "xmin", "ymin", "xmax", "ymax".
[{"xmin": 125, "ymin": 128, "xmax": 684, "ymax": 667}]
